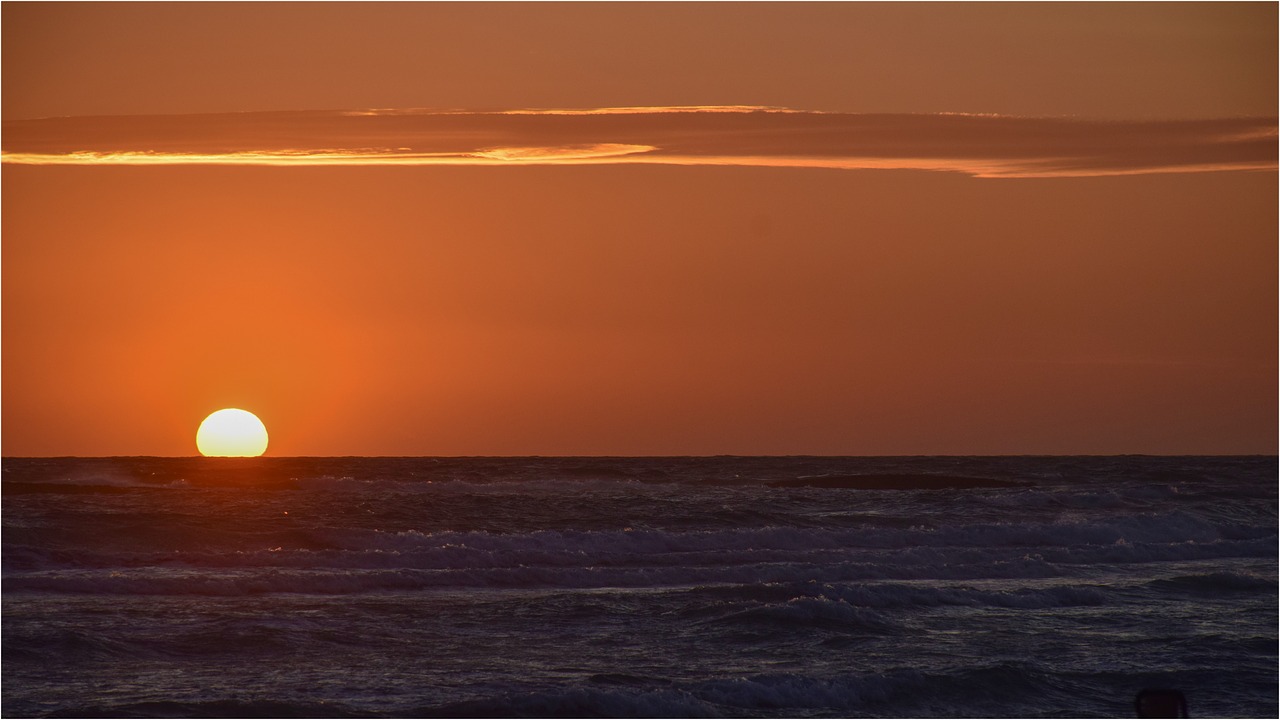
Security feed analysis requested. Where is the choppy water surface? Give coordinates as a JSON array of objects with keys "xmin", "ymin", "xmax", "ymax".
[{"xmin": 3, "ymin": 456, "xmax": 1276, "ymax": 717}]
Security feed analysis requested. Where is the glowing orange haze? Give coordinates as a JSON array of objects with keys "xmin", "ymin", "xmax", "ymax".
[
  {"xmin": 5, "ymin": 163, "xmax": 1274, "ymax": 455},
  {"xmin": 2, "ymin": 3, "xmax": 1275, "ymax": 455}
]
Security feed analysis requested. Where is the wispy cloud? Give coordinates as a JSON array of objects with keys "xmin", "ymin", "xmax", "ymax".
[{"xmin": 3, "ymin": 107, "xmax": 1274, "ymax": 177}]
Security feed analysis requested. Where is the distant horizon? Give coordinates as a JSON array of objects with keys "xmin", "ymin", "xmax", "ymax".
[{"xmin": 5, "ymin": 452, "xmax": 1276, "ymax": 460}]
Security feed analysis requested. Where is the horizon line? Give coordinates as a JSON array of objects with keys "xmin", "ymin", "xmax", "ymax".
[{"xmin": 3, "ymin": 453, "xmax": 1275, "ymax": 460}]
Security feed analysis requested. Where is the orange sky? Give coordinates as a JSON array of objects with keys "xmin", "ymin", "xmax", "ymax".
[{"xmin": 3, "ymin": 3, "xmax": 1276, "ymax": 456}]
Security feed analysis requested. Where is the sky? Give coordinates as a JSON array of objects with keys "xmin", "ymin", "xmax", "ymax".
[{"xmin": 3, "ymin": 2, "xmax": 1276, "ymax": 456}]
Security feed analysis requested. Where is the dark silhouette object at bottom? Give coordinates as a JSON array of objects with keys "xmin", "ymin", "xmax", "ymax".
[{"xmin": 1136, "ymin": 688, "xmax": 1188, "ymax": 718}]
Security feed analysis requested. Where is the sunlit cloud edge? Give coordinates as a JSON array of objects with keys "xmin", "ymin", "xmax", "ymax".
[
  {"xmin": 4, "ymin": 106, "xmax": 1275, "ymax": 178},
  {"xmin": 4, "ymin": 149, "xmax": 1273, "ymax": 179}
]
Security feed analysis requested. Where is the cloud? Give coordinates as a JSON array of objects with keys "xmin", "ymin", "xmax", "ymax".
[
  {"xmin": 3, "ymin": 107, "xmax": 1274, "ymax": 178},
  {"xmin": 469, "ymin": 143, "xmax": 656, "ymax": 161}
]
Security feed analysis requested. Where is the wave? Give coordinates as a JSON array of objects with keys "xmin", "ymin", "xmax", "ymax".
[
  {"xmin": 1147, "ymin": 571, "xmax": 1278, "ymax": 594},
  {"xmin": 414, "ymin": 664, "xmax": 1071, "ymax": 718},
  {"xmin": 7, "ymin": 505, "xmax": 1272, "ymax": 578},
  {"xmin": 415, "ymin": 673, "xmax": 917, "ymax": 717},
  {"xmin": 788, "ymin": 581, "xmax": 1112, "ymax": 610},
  {"xmin": 29, "ymin": 664, "xmax": 1276, "ymax": 719},
  {"xmin": 1, "ymin": 626, "xmax": 155, "ymax": 664},
  {"xmin": 7, "ymin": 537, "xmax": 1272, "ymax": 589},
  {"xmin": 0, "ymin": 564, "xmax": 1039, "ymax": 596},
  {"xmin": 9, "ymin": 533, "xmax": 1274, "ymax": 596},
  {"xmin": 769, "ymin": 473, "xmax": 1031, "ymax": 490},
  {"xmin": 60, "ymin": 503, "xmax": 1280, "ymax": 552},
  {"xmin": 418, "ymin": 686, "xmax": 718, "ymax": 718},
  {"xmin": 712, "ymin": 595, "xmax": 904, "ymax": 633},
  {"xmin": 45, "ymin": 699, "xmax": 367, "ymax": 718},
  {"xmin": 693, "ymin": 670, "xmax": 947, "ymax": 713},
  {"xmin": 1, "ymin": 480, "xmax": 188, "ymax": 495}
]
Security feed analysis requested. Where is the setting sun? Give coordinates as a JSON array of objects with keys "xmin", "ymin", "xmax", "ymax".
[{"xmin": 196, "ymin": 408, "xmax": 268, "ymax": 457}]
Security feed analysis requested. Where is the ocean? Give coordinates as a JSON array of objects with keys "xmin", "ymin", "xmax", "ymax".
[{"xmin": 2, "ymin": 456, "xmax": 1275, "ymax": 718}]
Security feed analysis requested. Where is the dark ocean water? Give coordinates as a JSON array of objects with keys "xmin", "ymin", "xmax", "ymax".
[{"xmin": 2, "ymin": 456, "xmax": 1276, "ymax": 718}]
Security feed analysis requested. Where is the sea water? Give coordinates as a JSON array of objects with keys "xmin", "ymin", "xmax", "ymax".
[{"xmin": 2, "ymin": 456, "xmax": 1275, "ymax": 717}]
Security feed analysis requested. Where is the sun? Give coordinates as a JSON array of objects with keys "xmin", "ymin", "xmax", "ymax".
[{"xmin": 196, "ymin": 408, "xmax": 269, "ymax": 457}]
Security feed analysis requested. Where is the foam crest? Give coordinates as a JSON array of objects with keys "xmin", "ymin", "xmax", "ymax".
[{"xmin": 719, "ymin": 595, "xmax": 902, "ymax": 632}]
